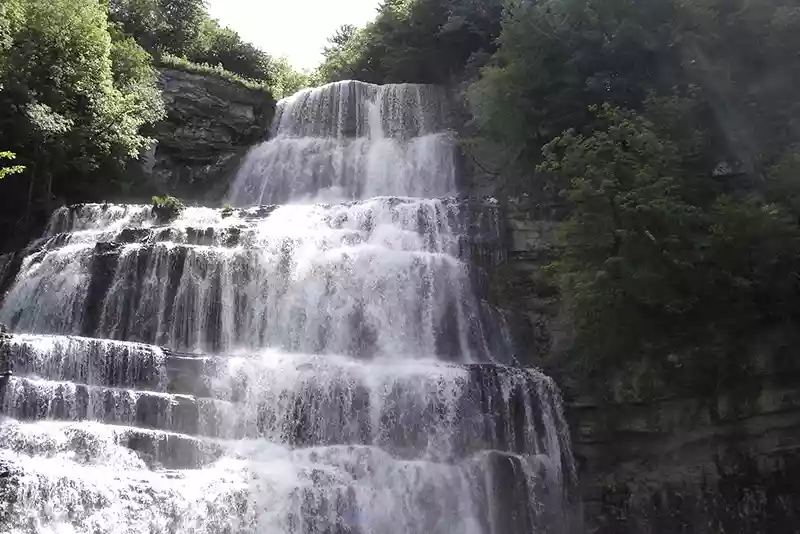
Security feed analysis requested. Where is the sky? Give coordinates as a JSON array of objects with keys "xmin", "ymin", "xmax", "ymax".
[{"xmin": 206, "ymin": 0, "xmax": 382, "ymax": 71}]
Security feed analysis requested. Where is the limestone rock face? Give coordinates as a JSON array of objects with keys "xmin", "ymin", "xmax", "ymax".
[
  {"xmin": 472, "ymin": 197, "xmax": 570, "ymax": 370},
  {"xmin": 569, "ymin": 360, "xmax": 800, "ymax": 533},
  {"xmin": 143, "ymin": 68, "xmax": 276, "ymax": 202}
]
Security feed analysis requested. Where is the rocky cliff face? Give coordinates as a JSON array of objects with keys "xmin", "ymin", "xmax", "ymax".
[
  {"xmin": 479, "ymin": 194, "xmax": 800, "ymax": 532},
  {"xmin": 571, "ymin": 365, "xmax": 800, "ymax": 533},
  {"xmin": 137, "ymin": 68, "xmax": 275, "ymax": 202}
]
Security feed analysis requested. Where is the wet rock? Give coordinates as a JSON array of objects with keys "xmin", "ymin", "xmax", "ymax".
[{"xmin": 132, "ymin": 68, "xmax": 275, "ymax": 202}]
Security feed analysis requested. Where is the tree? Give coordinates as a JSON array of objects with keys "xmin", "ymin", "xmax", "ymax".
[
  {"xmin": 470, "ymin": 0, "xmax": 683, "ymax": 178},
  {"xmin": 108, "ymin": 0, "xmax": 307, "ymax": 92},
  {"xmin": 107, "ymin": 0, "xmax": 165, "ymax": 52},
  {"xmin": 191, "ymin": 22, "xmax": 272, "ymax": 81},
  {"xmin": 154, "ymin": 0, "xmax": 207, "ymax": 56},
  {"xmin": 314, "ymin": 0, "xmax": 504, "ymax": 85},
  {"xmin": 314, "ymin": 24, "xmax": 373, "ymax": 84},
  {"xmin": 267, "ymin": 57, "xmax": 310, "ymax": 99},
  {"xmin": 327, "ymin": 24, "xmax": 358, "ymax": 49},
  {"xmin": 0, "ymin": 0, "xmax": 24, "ymax": 72},
  {"xmin": 0, "ymin": 0, "xmax": 163, "ymax": 245},
  {"xmin": 541, "ymin": 101, "xmax": 800, "ymax": 392},
  {"xmin": 541, "ymin": 105, "xmax": 701, "ymax": 371}
]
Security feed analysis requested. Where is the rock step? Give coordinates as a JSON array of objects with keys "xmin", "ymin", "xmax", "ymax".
[
  {"xmin": 1, "ymin": 376, "xmax": 202, "ymax": 435},
  {"xmin": 1, "ymin": 334, "xmax": 572, "ymax": 463},
  {"xmin": 0, "ymin": 361, "xmax": 572, "ymax": 464},
  {"xmin": 0, "ymin": 419, "xmax": 224, "ymax": 470},
  {"xmin": 0, "ymin": 442, "xmax": 568, "ymax": 534},
  {"xmin": 38, "ymin": 225, "xmax": 246, "ymax": 251},
  {"xmin": 5, "ymin": 238, "xmax": 474, "ymax": 356},
  {"xmin": 3, "ymin": 334, "xmax": 211, "ymax": 397}
]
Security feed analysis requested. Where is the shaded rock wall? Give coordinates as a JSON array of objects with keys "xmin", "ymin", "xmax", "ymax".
[
  {"xmin": 472, "ymin": 197, "xmax": 571, "ymax": 370},
  {"xmin": 569, "ymin": 345, "xmax": 800, "ymax": 533},
  {"xmin": 136, "ymin": 68, "xmax": 276, "ymax": 202}
]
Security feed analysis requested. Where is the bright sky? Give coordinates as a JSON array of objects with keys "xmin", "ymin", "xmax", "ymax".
[{"xmin": 206, "ymin": 0, "xmax": 381, "ymax": 71}]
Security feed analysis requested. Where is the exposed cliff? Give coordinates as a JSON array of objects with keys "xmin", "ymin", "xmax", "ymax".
[
  {"xmin": 571, "ymin": 361, "xmax": 800, "ymax": 533},
  {"xmin": 135, "ymin": 67, "xmax": 276, "ymax": 202}
]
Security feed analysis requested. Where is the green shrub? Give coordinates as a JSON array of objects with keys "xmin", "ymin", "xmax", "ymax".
[
  {"xmin": 151, "ymin": 195, "xmax": 185, "ymax": 223},
  {"xmin": 221, "ymin": 203, "xmax": 235, "ymax": 218},
  {"xmin": 158, "ymin": 53, "xmax": 272, "ymax": 93}
]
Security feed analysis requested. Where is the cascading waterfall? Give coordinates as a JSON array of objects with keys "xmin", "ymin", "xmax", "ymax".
[
  {"xmin": 228, "ymin": 81, "xmax": 456, "ymax": 204},
  {"xmin": 0, "ymin": 80, "xmax": 574, "ymax": 533}
]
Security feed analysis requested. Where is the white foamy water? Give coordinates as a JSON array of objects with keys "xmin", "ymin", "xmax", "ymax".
[
  {"xmin": 1, "ymin": 198, "xmax": 486, "ymax": 360},
  {"xmin": 227, "ymin": 81, "xmax": 457, "ymax": 205},
  {"xmin": 0, "ymin": 80, "xmax": 574, "ymax": 533}
]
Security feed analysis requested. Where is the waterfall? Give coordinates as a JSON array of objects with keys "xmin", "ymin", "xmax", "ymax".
[
  {"xmin": 227, "ymin": 81, "xmax": 456, "ymax": 204},
  {"xmin": 0, "ymin": 80, "xmax": 574, "ymax": 533}
]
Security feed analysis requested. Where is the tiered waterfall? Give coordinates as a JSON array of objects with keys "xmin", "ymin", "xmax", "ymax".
[{"xmin": 0, "ymin": 80, "xmax": 574, "ymax": 533}]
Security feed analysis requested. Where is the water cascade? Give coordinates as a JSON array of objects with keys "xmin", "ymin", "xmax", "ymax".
[{"xmin": 0, "ymin": 80, "xmax": 574, "ymax": 533}]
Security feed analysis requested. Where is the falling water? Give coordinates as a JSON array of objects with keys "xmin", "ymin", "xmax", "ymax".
[
  {"xmin": 0, "ymin": 80, "xmax": 574, "ymax": 533},
  {"xmin": 228, "ymin": 81, "xmax": 456, "ymax": 204}
]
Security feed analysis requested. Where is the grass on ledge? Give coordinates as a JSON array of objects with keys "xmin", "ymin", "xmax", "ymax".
[{"xmin": 157, "ymin": 53, "xmax": 273, "ymax": 94}]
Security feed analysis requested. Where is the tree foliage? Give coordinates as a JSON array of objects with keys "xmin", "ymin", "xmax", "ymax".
[
  {"xmin": 0, "ymin": 0, "xmax": 164, "ymax": 246},
  {"xmin": 0, "ymin": 152, "xmax": 24, "ymax": 180},
  {"xmin": 509, "ymin": 0, "xmax": 800, "ymax": 393},
  {"xmin": 471, "ymin": 0, "xmax": 800, "ymax": 174},
  {"xmin": 151, "ymin": 194, "xmax": 185, "ymax": 222},
  {"xmin": 107, "ymin": 0, "xmax": 308, "ymax": 97},
  {"xmin": 314, "ymin": 0, "xmax": 503, "ymax": 85},
  {"xmin": 541, "ymin": 106, "xmax": 699, "ymax": 365}
]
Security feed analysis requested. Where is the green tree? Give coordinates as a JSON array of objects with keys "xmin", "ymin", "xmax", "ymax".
[
  {"xmin": 470, "ymin": 0, "xmax": 682, "ymax": 176},
  {"xmin": 468, "ymin": 0, "xmax": 800, "ymax": 193},
  {"xmin": 108, "ymin": 0, "xmax": 307, "ymax": 92},
  {"xmin": 0, "ymin": 0, "xmax": 163, "ymax": 244},
  {"xmin": 542, "ymin": 102, "xmax": 800, "ymax": 393},
  {"xmin": 107, "ymin": 0, "xmax": 165, "ymax": 52},
  {"xmin": 314, "ymin": 0, "xmax": 503, "ymax": 85},
  {"xmin": 541, "ymin": 105, "xmax": 701, "ymax": 372},
  {"xmin": 155, "ymin": 0, "xmax": 206, "ymax": 56},
  {"xmin": 314, "ymin": 24, "xmax": 372, "ymax": 84},
  {"xmin": 192, "ymin": 22, "xmax": 271, "ymax": 81},
  {"xmin": 0, "ymin": 0, "xmax": 24, "ymax": 73},
  {"xmin": 328, "ymin": 24, "xmax": 358, "ymax": 48},
  {"xmin": 267, "ymin": 57, "xmax": 310, "ymax": 98}
]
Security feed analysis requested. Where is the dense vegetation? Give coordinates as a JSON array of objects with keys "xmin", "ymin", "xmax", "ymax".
[
  {"xmin": 107, "ymin": 0, "xmax": 308, "ymax": 97},
  {"xmin": 0, "ymin": 0, "xmax": 304, "ymax": 249},
  {"xmin": 314, "ymin": 0, "xmax": 502, "ymax": 85},
  {"xmin": 0, "ymin": 0, "xmax": 166, "ymax": 243},
  {"xmin": 316, "ymin": 0, "xmax": 800, "ymax": 396}
]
